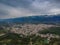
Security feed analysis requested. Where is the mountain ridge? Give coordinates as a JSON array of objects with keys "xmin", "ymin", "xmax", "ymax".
[{"xmin": 0, "ymin": 15, "xmax": 60, "ymax": 24}]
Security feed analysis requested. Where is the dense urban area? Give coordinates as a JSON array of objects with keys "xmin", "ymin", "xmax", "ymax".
[{"xmin": 0, "ymin": 23, "xmax": 60, "ymax": 45}]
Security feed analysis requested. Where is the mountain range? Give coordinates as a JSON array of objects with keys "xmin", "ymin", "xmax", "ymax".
[{"xmin": 0, "ymin": 15, "xmax": 60, "ymax": 24}]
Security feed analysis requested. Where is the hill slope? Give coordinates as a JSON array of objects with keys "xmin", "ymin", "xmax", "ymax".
[{"xmin": 0, "ymin": 15, "xmax": 60, "ymax": 24}]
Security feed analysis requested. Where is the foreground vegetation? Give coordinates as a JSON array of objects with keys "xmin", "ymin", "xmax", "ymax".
[
  {"xmin": 0, "ymin": 33, "xmax": 60, "ymax": 45},
  {"xmin": 39, "ymin": 27, "xmax": 60, "ymax": 35},
  {"xmin": 0, "ymin": 26, "xmax": 60, "ymax": 45}
]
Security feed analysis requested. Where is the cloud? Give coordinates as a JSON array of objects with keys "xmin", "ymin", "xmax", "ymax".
[
  {"xmin": 0, "ymin": 3, "xmax": 35, "ymax": 19},
  {"xmin": 0, "ymin": 0, "xmax": 60, "ymax": 19},
  {"xmin": 29, "ymin": 0, "xmax": 60, "ymax": 15},
  {"xmin": 0, "ymin": 0, "xmax": 33, "ymax": 7},
  {"xmin": 49, "ymin": 8, "xmax": 60, "ymax": 14}
]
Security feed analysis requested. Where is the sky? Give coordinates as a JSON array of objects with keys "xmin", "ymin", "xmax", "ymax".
[{"xmin": 0, "ymin": 0, "xmax": 60, "ymax": 19}]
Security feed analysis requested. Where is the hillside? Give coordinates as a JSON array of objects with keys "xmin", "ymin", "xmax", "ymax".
[{"xmin": 0, "ymin": 15, "xmax": 60, "ymax": 24}]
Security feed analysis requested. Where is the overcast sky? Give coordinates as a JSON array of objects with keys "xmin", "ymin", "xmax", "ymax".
[{"xmin": 0, "ymin": 0, "xmax": 60, "ymax": 19}]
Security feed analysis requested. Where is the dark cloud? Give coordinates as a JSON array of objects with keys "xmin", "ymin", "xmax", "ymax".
[
  {"xmin": 0, "ymin": 10, "xmax": 8, "ymax": 18},
  {"xmin": 0, "ymin": 9, "xmax": 8, "ymax": 16},
  {"xmin": 0, "ymin": 0, "xmax": 60, "ymax": 19},
  {"xmin": 53, "ymin": 0, "xmax": 60, "ymax": 2},
  {"xmin": 0, "ymin": 0, "xmax": 33, "ymax": 8},
  {"xmin": 0, "ymin": 0, "xmax": 60, "ymax": 8},
  {"xmin": 46, "ymin": 0, "xmax": 60, "ymax": 3}
]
